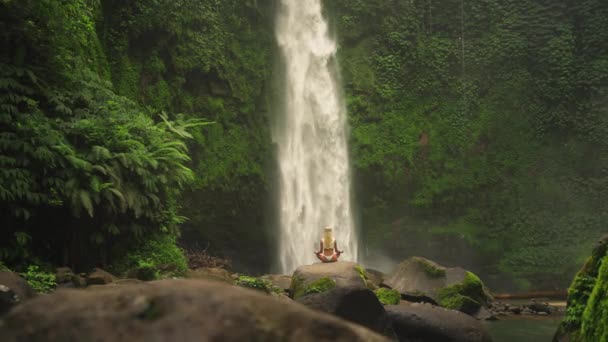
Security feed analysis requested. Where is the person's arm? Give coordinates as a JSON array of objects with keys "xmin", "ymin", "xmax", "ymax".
[
  {"xmin": 334, "ymin": 241, "xmax": 343, "ymax": 255},
  {"xmin": 315, "ymin": 240, "xmax": 323, "ymax": 255}
]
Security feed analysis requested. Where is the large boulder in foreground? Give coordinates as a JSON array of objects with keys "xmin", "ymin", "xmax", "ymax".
[
  {"xmin": 297, "ymin": 286, "xmax": 395, "ymax": 338},
  {"xmin": 385, "ymin": 257, "xmax": 492, "ymax": 315},
  {"xmin": 291, "ymin": 262, "xmax": 368, "ymax": 300},
  {"xmin": 386, "ymin": 302, "xmax": 492, "ymax": 342},
  {"xmin": 0, "ymin": 279, "xmax": 389, "ymax": 342},
  {"xmin": 0, "ymin": 271, "xmax": 36, "ymax": 316}
]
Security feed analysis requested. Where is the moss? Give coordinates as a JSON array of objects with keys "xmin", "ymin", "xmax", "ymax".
[
  {"xmin": 236, "ymin": 275, "xmax": 272, "ymax": 293},
  {"xmin": 291, "ymin": 277, "xmax": 337, "ymax": 300},
  {"xmin": 354, "ymin": 264, "xmax": 368, "ymax": 286},
  {"xmin": 580, "ymin": 255, "xmax": 608, "ymax": 341},
  {"xmin": 303, "ymin": 277, "xmax": 337, "ymax": 296},
  {"xmin": 556, "ymin": 237, "xmax": 608, "ymax": 341},
  {"xmin": 374, "ymin": 288, "xmax": 401, "ymax": 305},
  {"xmin": 290, "ymin": 275, "xmax": 306, "ymax": 300},
  {"xmin": 414, "ymin": 258, "xmax": 446, "ymax": 279},
  {"xmin": 437, "ymin": 272, "xmax": 486, "ymax": 313}
]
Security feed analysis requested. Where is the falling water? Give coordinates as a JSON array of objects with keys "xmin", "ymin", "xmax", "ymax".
[{"xmin": 274, "ymin": 0, "xmax": 358, "ymax": 273}]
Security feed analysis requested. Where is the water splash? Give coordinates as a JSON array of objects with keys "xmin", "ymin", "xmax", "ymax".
[{"xmin": 274, "ymin": 0, "xmax": 358, "ymax": 273}]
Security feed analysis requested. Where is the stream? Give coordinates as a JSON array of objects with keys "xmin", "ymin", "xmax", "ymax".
[{"xmin": 486, "ymin": 300, "xmax": 565, "ymax": 342}]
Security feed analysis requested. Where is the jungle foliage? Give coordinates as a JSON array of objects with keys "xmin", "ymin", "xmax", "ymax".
[
  {"xmin": 1, "ymin": 0, "xmax": 606, "ymax": 291},
  {"xmin": 325, "ymin": 0, "xmax": 608, "ymax": 290},
  {"xmin": 0, "ymin": 0, "xmax": 203, "ymax": 270}
]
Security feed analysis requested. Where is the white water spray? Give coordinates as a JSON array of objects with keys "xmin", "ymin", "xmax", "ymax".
[{"xmin": 274, "ymin": 0, "xmax": 358, "ymax": 273}]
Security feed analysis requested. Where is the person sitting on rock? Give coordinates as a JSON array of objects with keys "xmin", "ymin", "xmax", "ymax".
[{"xmin": 315, "ymin": 227, "xmax": 343, "ymax": 263}]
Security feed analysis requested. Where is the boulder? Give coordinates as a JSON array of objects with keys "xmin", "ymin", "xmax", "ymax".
[
  {"xmin": 0, "ymin": 279, "xmax": 390, "ymax": 342},
  {"xmin": 0, "ymin": 271, "xmax": 36, "ymax": 316},
  {"xmin": 291, "ymin": 262, "xmax": 368, "ymax": 299},
  {"xmin": 365, "ymin": 269, "xmax": 385, "ymax": 289},
  {"xmin": 297, "ymin": 286, "xmax": 395, "ymax": 337},
  {"xmin": 386, "ymin": 302, "xmax": 493, "ymax": 342},
  {"xmin": 260, "ymin": 274, "xmax": 292, "ymax": 292},
  {"xmin": 54, "ymin": 267, "xmax": 74, "ymax": 284},
  {"xmin": 71, "ymin": 274, "xmax": 87, "ymax": 288},
  {"xmin": 186, "ymin": 268, "xmax": 234, "ymax": 284},
  {"xmin": 385, "ymin": 257, "xmax": 492, "ymax": 315},
  {"xmin": 86, "ymin": 268, "xmax": 114, "ymax": 285}
]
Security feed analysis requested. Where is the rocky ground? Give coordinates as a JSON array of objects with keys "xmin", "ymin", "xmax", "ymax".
[{"xmin": 0, "ymin": 256, "xmax": 564, "ymax": 341}]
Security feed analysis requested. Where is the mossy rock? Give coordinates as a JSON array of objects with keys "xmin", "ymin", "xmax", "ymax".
[
  {"xmin": 555, "ymin": 235, "xmax": 608, "ymax": 342},
  {"xmin": 437, "ymin": 272, "xmax": 486, "ymax": 314},
  {"xmin": 385, "ymin": 257, "xmax": 492, "ymax": 315},
  {"xmin": 374, "ymin": 288, "xmax": 401, "ymax": 305},
  {"xmin": 290, "ymin": 262, "xmax": 368, "ymax": 300},
  {"xmin": 236, "ymin": 275, "xmax": 273, "ymax": 294}
]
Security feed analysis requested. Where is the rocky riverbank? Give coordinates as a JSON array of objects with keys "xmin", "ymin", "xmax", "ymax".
[{"xmin": 0, "ymin": 256, "xmax": 567, "ymax": 341}]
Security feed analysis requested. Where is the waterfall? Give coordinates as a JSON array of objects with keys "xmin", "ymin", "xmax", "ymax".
[{"xmin": 274, "ymin": 0, "xmax": 358, "ymax": 273}]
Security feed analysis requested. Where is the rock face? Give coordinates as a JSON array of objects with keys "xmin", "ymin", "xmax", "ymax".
[
  {"xmin": 0, "ymin": 271, "xmax": 36, "ymax": 316},
  {"xmin": 297, "ymin": 286, "xmax": 395, "ymax": 338},
  {"xmin": 386, "ymin": 302, "xmax": 493, "ymax": 342},
  {"xmin": 385, "ymin": 257, "xmax": 492, "ymax": 315},
  {"xmin": 0, "ymin": 279, "xmax": 390, "ymax": 342},
  {"xmin": 554, "ymin": 234, "xmax": 608, "ymax": 342},
  {"xmin": 291, "ymin": 262, "xmax": 367, "ymax": 299},
  {"xmin": 86, "ymin": 268, "xmax": 114, "ymax": 285}
]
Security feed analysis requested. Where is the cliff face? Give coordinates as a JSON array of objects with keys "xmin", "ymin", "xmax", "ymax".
[{"xmin": 555, "ymin": 235, "xmax": 608, "ymax": 341}]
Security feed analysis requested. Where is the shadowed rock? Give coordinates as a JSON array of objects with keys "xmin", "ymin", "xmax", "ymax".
[
  {"xmin": 297, "ymin": 286, "xmax": 395, "ymax": 338},
  {"xmin": 0, "ymin": 279, "xmax": 390, "ymax": 342},
  {"xmin": 0, "ymin": 271, "xmax": 36, "ymax": 316},
  {"xmin": 386, "ymin": 302, "xmax": 493, "ymax": 342},
  {"xmin": 86, "ymin": 268, "xmax": 114, "ymax": 285}
]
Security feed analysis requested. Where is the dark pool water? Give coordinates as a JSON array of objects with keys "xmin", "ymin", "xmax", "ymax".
[{"xmin": 485, "ymin": 315, "xmax": 563, "ymax": 342}]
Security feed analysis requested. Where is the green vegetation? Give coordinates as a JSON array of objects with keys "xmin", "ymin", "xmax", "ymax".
[
  {"xmin": 354, "ymin": 264, "xmax": 368, "ymax": 285},
  {"xmin": 112, "ymin": 234, "xmax": 188, "ymax": 278},
  {"xmin": 374, "ymin": 288, "xmax": 401, "ymax": 305},
  {"xmin": 0, "ymin": 0, "xmax": 607, "ymax": 294},
  {"xmin": 437, "ymin": 272, "xmax": 487, "ymax": 313},
  {"xmin": 290, "ymin": 276, "xmax": 337, "ymax": 300},
  {"xmin": 303, "ymin": 277, "xmax": 337, "ymax": 296},
  {"xmin": 21, "ymin": 265, "xmax": 56, "ymax": 293},
  {"xmin": 415, "ymin": 258, "xmax": 446, "ymax": 279},
  {"xmin": 236, "ymin": 275, "xmax": 272, "ymax": 293},
  {"xmin": 556, "ymin": 237, "xmax": 608, "ymax": 341},
  {"xmin": 326, "ymin": 0, "xmax": 608, "ymax": 290}
]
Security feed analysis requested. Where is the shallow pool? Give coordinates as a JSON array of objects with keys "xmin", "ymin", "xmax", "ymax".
[{"xmin": 485, "ymin": 315, "xmax": 563, "ymax": 342}]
